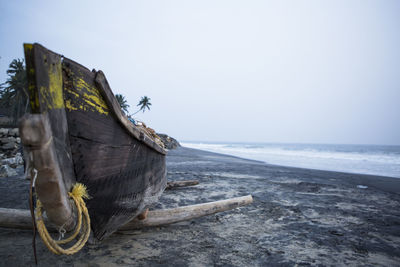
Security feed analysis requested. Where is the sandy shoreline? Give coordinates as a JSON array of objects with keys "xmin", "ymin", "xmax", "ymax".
[{"xmin": 1, "ymin": 146, "xmax": 400, "ymax": 266}]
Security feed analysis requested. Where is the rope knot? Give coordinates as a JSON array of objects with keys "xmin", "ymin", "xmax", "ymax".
[
  {"xmin": 69, "ymin": 183, "xmax": 90, "ymax": 200},
  {"xmin": 35, "ymin": 183, "xmax": 91, "ymax": 255}
]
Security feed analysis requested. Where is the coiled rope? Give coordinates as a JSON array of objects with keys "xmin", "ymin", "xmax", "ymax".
[{"xmin": 35, "ymin": 183, "xmax": 91, "ymax": 255}]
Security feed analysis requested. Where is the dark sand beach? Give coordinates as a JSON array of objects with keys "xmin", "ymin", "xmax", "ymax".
[{"xmin": 1, "ymin": 146, "xmax": 400, "ymax": 266}]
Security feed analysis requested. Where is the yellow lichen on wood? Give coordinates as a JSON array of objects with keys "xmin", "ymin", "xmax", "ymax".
[
  {"xmin": 76, "ymin": 78, "xmax": 109, "ymax": 115},
  {"xmin": 38, "ymin": 58, "xmax": 64, "ymax": 110},
  {"xmin": 24, "ymin": 43, "xmax": 33, "ymax": 50},
  {"xmin": 45, "ymin": 62, "xmax": 64, "ymax": 109},
  {"xmin": 65, "ymin": 99, "xmax": 78, "ymax": 111},
  {"xmin": 65, "ymin": 76, "xmax": 109, "ymax": 115}
]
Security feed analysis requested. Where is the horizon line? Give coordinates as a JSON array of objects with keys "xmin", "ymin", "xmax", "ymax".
[{"xmin": 180, "ymin": 140, "xmax": 400, "ymax": 147}]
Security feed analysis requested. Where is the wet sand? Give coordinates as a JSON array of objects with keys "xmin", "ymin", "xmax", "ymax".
[{"xmin": 0, "ymin": 147, "xmax": 400, "ymax": 266}]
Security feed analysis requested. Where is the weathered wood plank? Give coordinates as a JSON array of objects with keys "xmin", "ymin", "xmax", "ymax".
[{"xmin": 23, "ymin": 44, "xmax": 39, "ymax": 113}]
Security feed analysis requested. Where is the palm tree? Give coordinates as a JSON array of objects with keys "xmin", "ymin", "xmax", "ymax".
[
  {"xmin": 115, "ymin": 94, "xmax": 130, "ymax": 114},
  {"xmin": 0, "ymin": 59, "xmax": 28, "ymax": 123},
  {"xmin": 132, "ymin": 96, "xmax": 151, "ymax": 115}
]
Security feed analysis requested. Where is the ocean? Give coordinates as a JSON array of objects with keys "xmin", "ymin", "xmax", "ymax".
[{"xmin": 181, "ymin": 142, "xmax": 400, "ymax": 178}]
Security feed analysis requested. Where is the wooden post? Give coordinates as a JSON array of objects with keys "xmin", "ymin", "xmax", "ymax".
[{"xmin": 19, "ymin": 114, "xmax": 76, "ymax": 231}]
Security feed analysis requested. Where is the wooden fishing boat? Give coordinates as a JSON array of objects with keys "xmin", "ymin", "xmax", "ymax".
[
  {"xmin": 21, "ymin": 43, "xmax": 167, "ymax": 241},
  {"xmin": 0, "ymin": 44, "xmax": 253, "ymax": 256}
]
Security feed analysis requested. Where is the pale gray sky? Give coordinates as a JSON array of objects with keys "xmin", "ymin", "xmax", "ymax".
[{"xmin": 1, "ymin": 0, "xmax": 399, "ymax": 145}]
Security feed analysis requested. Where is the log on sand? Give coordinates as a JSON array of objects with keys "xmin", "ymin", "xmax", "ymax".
[
  {"xmin": 0, "ymin": 208, "xmax": 33, "ymax": 230},
  {"xmin": 121, "ymin": 195, "xmax": 253, "ymax": 230},
  {"xmin": 165, "ymin": 180, "xmax": 199, "ymax": 190},
  {"xmin": 0, "ymin": 195, "xmax": 253, "ymax": 231}
]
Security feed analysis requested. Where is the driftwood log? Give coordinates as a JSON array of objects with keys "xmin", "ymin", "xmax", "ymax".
[
  {"xmin": 166, "ymin": 180, "xmax": 199, "ymax": 190},
  {"xmin": 0, "ymin": 195, "xmax": 253, "ymax": 231},
  {"xmin": 120, "ymin": 195, "xmax": 253, "ymax": 230}
]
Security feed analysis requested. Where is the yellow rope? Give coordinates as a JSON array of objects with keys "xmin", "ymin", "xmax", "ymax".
[{"xmin": 35, "ymin": 183, "xmax": 91, "ymax": 255}]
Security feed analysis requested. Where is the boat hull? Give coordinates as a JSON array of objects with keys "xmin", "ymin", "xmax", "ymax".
[{"xmin": 23, "ymin": 43, "xmax": 167, "ymax": 240}]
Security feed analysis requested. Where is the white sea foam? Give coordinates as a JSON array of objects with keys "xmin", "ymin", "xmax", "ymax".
[{"xmin": 182, "ymin": 142, "xmax": 400, "ymax": 178}]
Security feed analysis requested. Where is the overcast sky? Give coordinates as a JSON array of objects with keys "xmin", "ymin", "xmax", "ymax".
[{"xmin": 1, "ymin": 0, "xmax": 399, "ymax": 145}]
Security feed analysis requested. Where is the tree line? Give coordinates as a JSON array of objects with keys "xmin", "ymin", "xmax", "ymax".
[{"xmin": 0, "ymin": 59, "xmax": 28, "ymax": 125}]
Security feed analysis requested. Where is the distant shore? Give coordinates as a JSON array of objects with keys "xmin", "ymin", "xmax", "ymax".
[{"xmin": 0, "ymin": 146, "xmax": 399, "ymax": 266}]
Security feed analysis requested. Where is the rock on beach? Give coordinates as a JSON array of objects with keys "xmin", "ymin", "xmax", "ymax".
[
  {"xmin": 157, "ymin": 133, "xmax": 181, "ymax": 150},
  {"xmin": 0, "ymin": 128, "xmax": 23, "ymax": 177}
]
